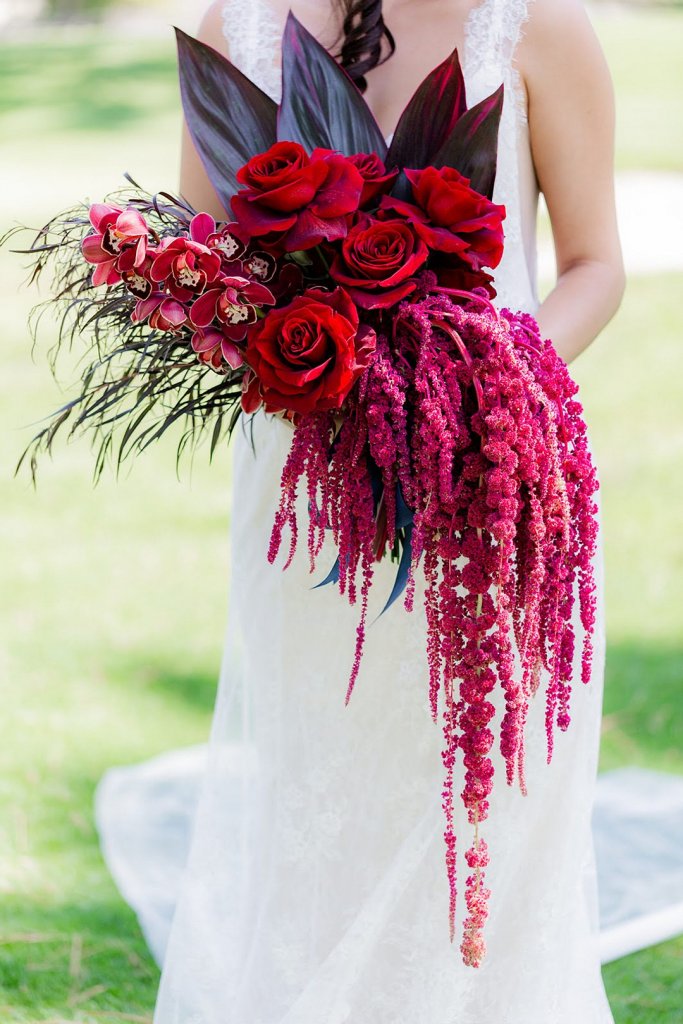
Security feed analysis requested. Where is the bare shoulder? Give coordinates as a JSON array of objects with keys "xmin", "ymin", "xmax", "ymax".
[
  {"xmin": 517, "ymin": 0, "xmax": 614, "ymax": 95},
  {"xmin": 192, "ymin": 0, "xmax": 231, "ymax": 56}
]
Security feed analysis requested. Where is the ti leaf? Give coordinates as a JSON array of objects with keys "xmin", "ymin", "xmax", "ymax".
[
  {"xmin": 278, "ymin": 13, "xmax": 387, "ymax": 159},
  {"xmin": 175, "ymin": 27, "xmax": 278, "ymax": 211},
  {"xmin": 386, "ymin": 48, "xmax": 468, "ymax": 171},
  {"xmin": 430, "ymin": 84, "xmax": 505, "ymax": 199}
]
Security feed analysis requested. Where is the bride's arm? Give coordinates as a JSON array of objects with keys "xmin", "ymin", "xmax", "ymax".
[{"xmin": 517, "ymin": 0, "xmax": 626, "ymax": 365}]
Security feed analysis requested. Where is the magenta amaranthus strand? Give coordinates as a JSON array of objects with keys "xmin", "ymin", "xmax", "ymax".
[
  {"xmin": 266, "ymin": 287, "xmax": 599, "ymax": 965},
  {"xmin": 2, "ymin": 12, "xmax": 601, "ymax": 968}
]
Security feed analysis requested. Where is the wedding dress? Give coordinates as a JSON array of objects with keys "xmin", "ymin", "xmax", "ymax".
[{"xmin": 151, "ymin": 1, "xmax": 616, "ymax": 1020}]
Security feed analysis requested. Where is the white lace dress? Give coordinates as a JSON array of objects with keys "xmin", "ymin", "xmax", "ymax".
[{"xmin": 152, "ymin": 1, "xmax": 616, "ymax": 1020}]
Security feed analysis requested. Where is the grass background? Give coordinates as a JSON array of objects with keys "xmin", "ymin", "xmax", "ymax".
[{"xmin": 0, "ymin": 5, "xmax": 682, "ymax": 1021}]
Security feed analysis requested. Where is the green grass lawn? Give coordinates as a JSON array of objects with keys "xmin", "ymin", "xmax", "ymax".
[{"xmin": 1, "ymin": 8, "xmax": 682, "ymax": 1022}]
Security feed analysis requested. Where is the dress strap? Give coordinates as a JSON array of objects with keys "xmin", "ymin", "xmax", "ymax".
[
  {"xmin": 465, "ymin": 0, "xmax": 534, "ymax": 125},
  {"xmin": 492, "ymin": 0, "xmax": 534, "ymax": 70},
  {"xmin": 221, "ymin": 0, "xmax": 284, "ymax": 100},
  {"xmin": 221, "ymin": 0, "xmax": 257, "ymax": 63}
]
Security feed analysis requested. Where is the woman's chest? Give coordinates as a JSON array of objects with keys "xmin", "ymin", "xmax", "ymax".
[{"xmin": 263, "ymin": 0, "xmax": 488, "ymax": 139}]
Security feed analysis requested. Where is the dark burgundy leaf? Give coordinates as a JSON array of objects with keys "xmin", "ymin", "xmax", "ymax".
[
  {"xmin": 386, "ymin": 48, "xmax": 468, "ymax": 171},
  {"xmin": 278, "ymin": 13, "xmax": 387, "ymax": 159},
  {"xmin": 175, "ymin": 28, "xmax": 277, "ymax": 212},
  {"xmin": 430, "ymin": 85, "xmax": 505, "ymax": 199}
]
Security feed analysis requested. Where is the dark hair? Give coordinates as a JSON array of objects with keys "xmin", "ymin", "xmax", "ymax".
[{"xmin": 335, "ymin": 0, "xmax": 396, "ymax": 93}]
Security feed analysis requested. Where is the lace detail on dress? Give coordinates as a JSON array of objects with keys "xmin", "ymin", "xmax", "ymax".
[
  {"xmin": 463, "ymin": 0, "xmax": 538, "ymax": 312},
  {"xmin": 222, "ymin": 0, "xmax": 533, "ymax": 124},
  {"xmin": 221, "ymin": 0, "xmax": 283, "ymax": 100},
  {"xmin": 465, "ymin": 0, "xmax": 534, "ymax": 126}
]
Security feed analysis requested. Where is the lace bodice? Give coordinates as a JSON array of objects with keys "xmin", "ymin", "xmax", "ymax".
[{"xmin": 220, "ymin": 0, "xmax": 540, "ymax": 313}]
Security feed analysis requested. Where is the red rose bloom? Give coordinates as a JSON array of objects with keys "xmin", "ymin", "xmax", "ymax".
[
  {"xmin": 231, "ymin": 141, "xmax": 364, "ymax": 252},
  {"xmin": 346, "ymin": 153, "xmax": 399, "ymax": 208},
  {"xmin": 329, "ymin": 214, "xmax": 428, "ymax": 309},
  {"xmin": 381, "ymin": 166, "xmax": 506, "ymax": 271},
  {"xmin": 242, "ymin": 287, "xmax": 376, "ymax": 415},
  {"xmin": 431, "ymin": 254, "xmax": 497, "ymax": 298}
]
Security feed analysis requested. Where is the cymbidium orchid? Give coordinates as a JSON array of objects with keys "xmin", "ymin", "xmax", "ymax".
[
  {"xmin": 81, "ymin": 203, "xmax": 150, "ymax": 286},
  {"xmin": 189, "ymin": 274, "xmax": 276, "ymax": 342},
  {"xmin": 191, "ymin": 325, "xmax": 245, "ymax": 372},
  {"xmin": 151, "ymin": 235, "xmax": 222, "ymax": 303},
  {"xmin": 132, "ymin": 292, "xmax": 188, "ymax": 333}
]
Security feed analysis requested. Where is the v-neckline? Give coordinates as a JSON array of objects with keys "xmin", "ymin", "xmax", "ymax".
[{"xmin": 254, "ymin": 0, "xmax": 495, "ymax": 143}]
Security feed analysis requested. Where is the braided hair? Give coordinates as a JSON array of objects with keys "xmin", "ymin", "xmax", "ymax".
[{"xmin": 335, "ymin": 0, "xmax": 396, "ymax": 93}]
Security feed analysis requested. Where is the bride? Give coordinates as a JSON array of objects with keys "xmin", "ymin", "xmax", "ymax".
[{"xmin": 152, "ymin": 1, "xmax": 625, "ymax": 1020}]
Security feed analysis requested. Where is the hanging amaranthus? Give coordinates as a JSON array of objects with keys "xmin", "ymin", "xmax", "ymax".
[{"xmin": 267, "ymin": 288, "xmax": 599, "ymax": 965}]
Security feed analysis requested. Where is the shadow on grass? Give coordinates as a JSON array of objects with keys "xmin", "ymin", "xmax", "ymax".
[
  {"xmin": 602, "ymin": 639, "xmax": 683, "ymax": 771},
  {"xmin": 2, "ymin": 889, "xmax": 683, "ymax": 1023}
]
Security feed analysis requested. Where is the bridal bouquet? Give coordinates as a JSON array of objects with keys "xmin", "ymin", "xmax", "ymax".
[{"xmin": 4, "ymin": 14, "xmax": 599, "ymax": 967}]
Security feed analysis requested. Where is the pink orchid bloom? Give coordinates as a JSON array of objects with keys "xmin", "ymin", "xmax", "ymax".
[
  {"xmin": 187, "ymin": 213, "xmax": 246, "ymax": 259},
  {"xmin": 150, "ymin": 235, "xmax": 222, "ymax": 303},
  {"xmin": 206, "ymin": 224, "xmax": 248, "ymax": 264},
  {"xmin": 190, "ymin": 275, "xmax": 276, "ymax": 343},
  {"xmin": 81, "ymin": 203, "xmax": 150, "ymax": 287},
  {"xmin": 191, "ymin": 326, "xmax": 245, "ymax": 373},
  {"xmin": 190, "ymin": 215, "xmax": 277, "ymax": 284},
  {"xmin": 121, "ymin": 252, "xmax": 156, "ymax": 300},
  {"xmin": 240, "ymin": 368, "xmax": 263, "ymax": 414},
  {"xmin": 132, "ymin": 293, "xmax": 188, "ymax": 333}
]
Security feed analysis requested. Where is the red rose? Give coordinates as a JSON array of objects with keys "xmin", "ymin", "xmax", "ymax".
[
  {"xmin": 381, "ymin": 166, "xmax": 506, "ymax": 271},
  {"xmin": 231, "ymin": 141, "xmax": 364, "ymax": 252},
  {"xmin": 432, "ymin": 254, "xmax": 497, "ymax": 299},
  {"xmin": 242, "ymin": 287, "xmax": 376, "ymax": 415},
  {"xmin": 346, "ymin": 153, "xmax": 399, "ymax": 208},
  {"xmin": 329, "ymin": 214, "xmax": 428, "ymax": 309}
]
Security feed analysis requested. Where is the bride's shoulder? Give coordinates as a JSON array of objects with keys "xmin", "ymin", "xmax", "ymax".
[
  {"xmin": 192, "ymin": 1, "xmax": 231, "ymax": 56},
  {"xmin": 518, "ymin": 0, "xmax": 603, "ymax": 63},
  {"xmin": 517, "ymin": 0, "xmax": 612, "ymax": 97}
]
